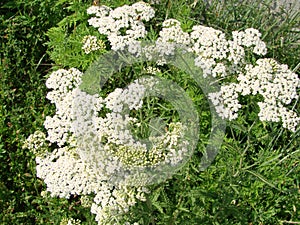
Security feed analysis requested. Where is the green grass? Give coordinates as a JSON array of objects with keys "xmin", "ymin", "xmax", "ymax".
[{"xmin": 1, "ymin": 0, "xmax": 299, "ymax": 224}]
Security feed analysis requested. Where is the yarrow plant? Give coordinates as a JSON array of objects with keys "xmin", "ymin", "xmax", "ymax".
[
  {"xmin": 23, "ymin": 1, "xmax": 300, "ymax": 224},
  {"xmin": 24, "ymin": 67, "xmax": 192, "ymax": 224},
  {"xmin": 87, "ymin": 2, "xmax": 155, "ymax": 51}
]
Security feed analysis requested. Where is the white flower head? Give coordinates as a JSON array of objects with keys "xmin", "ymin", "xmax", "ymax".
[{"xmin": 87, "ymin": 1, "xmax": 155, "ymax": 51}]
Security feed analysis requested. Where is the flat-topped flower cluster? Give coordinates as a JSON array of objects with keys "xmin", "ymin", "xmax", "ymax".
[
  {"xmin": 24, "ymin": 1, "xmax": 300, "ymax": 225},
  {"xmin": 85, "ymin": 2, "xmax": 299, "ymax": 132},
  {"xmin": 24, "ymin": 66, "xmax": 189, "ymax": 224},
  {"xmin": 87, "ymin": 2, "xmax": 155, "ymax": 51}
]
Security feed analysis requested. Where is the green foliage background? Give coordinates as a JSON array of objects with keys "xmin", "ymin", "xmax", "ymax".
[{"xmin": 0, "ymin": 0, "xmax": 299, "ymax": 224}]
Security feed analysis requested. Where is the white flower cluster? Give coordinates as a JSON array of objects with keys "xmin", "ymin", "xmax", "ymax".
[
  {"xmin": 190, "ymin": 26, "xmax": 267, "ymax": 77},
  {"xmin": 36, "ymin": 136, "xmax": 150, "ymax": 224},
  {"xmin": 91, "ymin": 184, "xmax": 149, "ymax": 224},
  {"xmin": 239, "ymin": 59, "xmax": 300, "ymax": 131},
  {"xmin": 130, "ymin": 16, "xmax": 297, "ymax": 131},
  {"xmin": 158, "ymin": 19, "xmax": 190, "ymax": 46},
  {"xmin": 148, "ymin": 19, "xmax": 191, "ymax": 65},
  {"xmin": 126, "ymin": 15, "xmax": 298, "ymax": 130},
  {"xmin": 157, "ymin": 122, "xmax": 189, "ymax": 166},
  {"xmin": 81, "ymin": 35, "xmax": 105, "ymax": 54},
  {"xmin": 91, "ymin": 185, "xmax": 149, "ymax": 224},
  {"xmin": 25, "ymin": 67, "xmax": 189, "ymax": 224},
  {"xmin": 209, "ymin": 58, "xmax": 300, "ymax": 131},
  {"xmin": 36, "ymin": 147, "xmax": 92, "ymax": 198},
  {"xmin": 80, "ymin": 77, "xmax": 189, "ymax": 171},
  {"xmin": 208, "ymin": 83, "xmax": 242, "ymax": 120},
  {"xmin": 85, "ymin": 3, "xmax": 266, "ymax": 72},
  {"xmin": 22, "ymin": 130, "xmax": 48, "ymax": 156},
  {"xmin": 232, "ymin": 28, "xmax": 267, "ymax": 55},
  {"xmin": 120, "ymin": 18, "xmax": 189, "ymax": 65},
  {"xmin": 87, "ymin": 1, "xmax": 155, "ymax": 51},
  {"xmin": 44, "ymin": 68, "xmax": 83, "ymax": 146}
]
